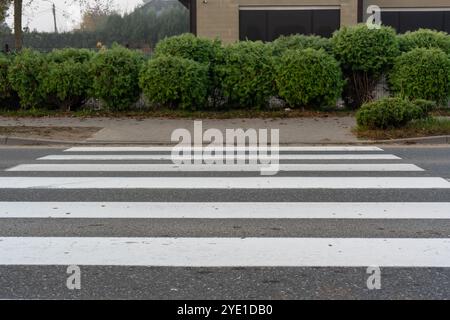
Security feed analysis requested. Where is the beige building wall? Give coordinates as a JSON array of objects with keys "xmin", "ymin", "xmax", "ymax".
[
  {"xmin": 196, "ymin": 0, "xmax": 240, "ymax": 44},
  {"xmin": 196, "ymin": 0, "xmax": 450, "ymax": 43},
  {"xmin": 196, "ymin": 0, "xmax": 354, "ymax": 43}
]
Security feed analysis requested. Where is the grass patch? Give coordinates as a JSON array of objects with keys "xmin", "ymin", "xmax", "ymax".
[
  {"xmin": 432, "ymin": 108, "xmax": 450, "ymax": 117},
  {"xmin": 354, "ymin": 117, "xmax": 450, "ymax": 140},
  {"xmin": 0, "ymin": 107, "xmax": 354, "ymax": 119}
]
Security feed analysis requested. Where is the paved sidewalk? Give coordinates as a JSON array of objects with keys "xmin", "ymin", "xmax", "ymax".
[{"xmin": 0, "ymin": 116, "xmax": 359, "ymax": 144}]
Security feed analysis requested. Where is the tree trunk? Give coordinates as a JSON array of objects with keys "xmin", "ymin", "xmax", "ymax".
[{"xmin": 14, "ymin": 0, "xmax": 22, "ymax": 51}]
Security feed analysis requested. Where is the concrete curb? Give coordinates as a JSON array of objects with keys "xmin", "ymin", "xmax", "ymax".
[
  {"xmin": 372, "ymin": 135, "xmax": 450, "ymax": 145},
  {"xmin": 1, "ymin": 134, "xmax": 450, "ymax": 146}
]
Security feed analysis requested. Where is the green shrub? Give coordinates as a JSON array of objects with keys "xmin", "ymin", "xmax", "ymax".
[
  {"xmin": 0, "ymin": 55, "xmax": 19, "ymax": 109},
  {"xmin": 389, "ymin": 48, "xmax": 450, "ymax": 105},
  {"xmin": 332, "ymin": 24, "xmax": 399, "ymax": 73},
  {"xmin": 155, "ymin": 33, "xmax": 224, "ymax": 106},
  {"xmin": 216, "ymin": 41, "xmax": 276, "ymax": 108},
  {"xmin": 411, "ymin": 99, "xmax": 436, "ymax": 118},
  {"xmin": 398, "ymin": 29, "xmax": 450, "ymax": 54},
  {"xmin": 139, "ymin": 55, "xmax": 208, "ymax": 109},
  {"xmin": 275, "ymin": 48, "xmax": 344, "ymax": 108},
  {"xmin": 332, "ymin": 24, "xmax": 400, "ymax": 108},
  {"xmin": 356, "ymin": 97, "xmax": 424, "ymax": 129},
  {"xmin": 7, "ymin": 49, "xmax": 46, "ymax": 108},
  {"xmin": 39, "ymin": 48, "xmax": 94, "ymax": 111},
  {"xmin": 0, "ymin": 55, "xmax": 12, "ymax": 100},
  {"xmin": 269, "ymin": 34, "xmax": 332, "ymax": 56},
  {"xmin": 41, "ymin": 61, "xmax": 92, "ymax": 111},
  {"xmin": 47, "ymin": 48, "xmax": 94, "ymax": 64},
  {"xmin": 90, "ymin": 45, "xmax": 144, "ymax": 110},
  {"xmin": 154, "ymin": 33, "xmax": 222, "ymax": 64}
]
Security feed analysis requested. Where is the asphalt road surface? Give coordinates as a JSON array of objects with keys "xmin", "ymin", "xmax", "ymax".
[{"xmin": 0, "ymin": 144, "xmax": 449, "ymax": 300}]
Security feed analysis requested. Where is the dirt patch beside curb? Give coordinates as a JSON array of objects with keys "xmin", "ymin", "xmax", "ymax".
[{"xmin": 0, "ymin": 126, "xmax": 102, "ymax": 141}]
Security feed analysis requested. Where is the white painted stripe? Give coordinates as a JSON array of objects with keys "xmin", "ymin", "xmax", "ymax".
[
  {"xmin": 1, "ymin": 237, "xmax": 449, "ymax": 267},
  {"xmin": 1, "ymin": 202, "xmax": 449, "ymax": 219},
  {"xmin": 39, "ymin": 154, "xmax": 401, "ymax": 161},
  {"xmin": 0, "ymin": 177, "xmax": 448, "ymax": 189},
  {"xmin": 6, "ymin": 163, "xmax": 423, "ymax": 172},
  {"xmin": 65, "ymin": 146, "xmax": 384, "ymax": 152}
]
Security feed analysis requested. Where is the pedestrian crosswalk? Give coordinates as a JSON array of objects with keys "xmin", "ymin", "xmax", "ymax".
[{"xmin": 0, "ymin": 146, "xmax": 450, "ymax": 270}]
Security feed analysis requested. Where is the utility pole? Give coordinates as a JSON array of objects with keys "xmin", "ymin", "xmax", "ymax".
[{"xmin": 52, "ymin": 3, "xmax": 58, "ymax": 33}]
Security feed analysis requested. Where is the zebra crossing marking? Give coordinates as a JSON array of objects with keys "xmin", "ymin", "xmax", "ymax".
[
  {"xmin": 0, "ymin": 177, "xmax": 448, "ymax": 189},
  {"xmin": 38, "ymin": 154, "xmax": 401, "ymax": 161},
  {"xmin": 6, "ymin": 163, "xmax": 424, "ymax": 172},
  {"xmin": 1, "ymin": 202, "xmax": 449, "ymax": 219},
  {"xmin": 1, "ymin": 237, "xmax": 449, "ymax": 267},
  {"xmin": 64, "ymin": 146, "xmax": 384, "ymax": 152}
]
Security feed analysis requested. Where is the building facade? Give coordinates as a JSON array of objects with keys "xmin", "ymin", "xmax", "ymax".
[{"xmin": 179, "ymin": 0, "xmax": 450, "ymax": 43}]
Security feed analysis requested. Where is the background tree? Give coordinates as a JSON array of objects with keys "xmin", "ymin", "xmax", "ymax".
[
  {"xmin": 1, "ymin": 0, "xmax": 188, "ymax": 51},
  {"xmin": 77, "ymin": 0, "xmax": 114, "ymax": 31},
  {"xmin": 0, "ymin": 0, "xmax": 12, "ymax": 34},
  {"xmin": 10, "ymin": 0, "xmax": 115, "ymax": 50},
  {"xmin": 0, "ymin": 0, "xmax": 11, "ymax": 21}
]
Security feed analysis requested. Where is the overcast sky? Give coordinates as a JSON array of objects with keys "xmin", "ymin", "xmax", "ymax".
[{"xmin": 7, "ymin": 0, "xmax": 144, "ymax": 32}]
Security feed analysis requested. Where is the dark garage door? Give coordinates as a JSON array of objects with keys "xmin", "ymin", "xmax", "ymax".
[
  {"xmin": 381, "ymin": 10, "xmax": 450, "ymax": 33},
  {"xmin": 239, "ymin": 9, "xmax": 340, "ymax": 41}
]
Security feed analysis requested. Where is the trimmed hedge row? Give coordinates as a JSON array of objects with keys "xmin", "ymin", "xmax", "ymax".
[
  {"xmin": 2, "ymin": 46, "xmax": 145, "ymax": 111},
  {"xmin": 0, "ymin": 36, "xmax": 345, "ymax": 111},
  {"xmin": 1, "ymin": 26, "xmax": 450, "ymax": 113},
  {"xmin": 147, "ymin": 28, "xmax": 449, "ymax": 111}
]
